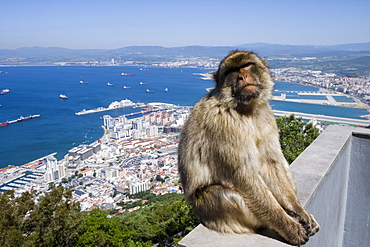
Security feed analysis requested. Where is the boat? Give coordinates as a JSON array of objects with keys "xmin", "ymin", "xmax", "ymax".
[
  {"xmin": 17, "ymin": 116, "xmax": 32, "ymax": 122},
  {"xmin": 60, "ymin": 94, "xmax": 68, "ymax": 99},
  {"xmin": 165, "ymin": 88, "xmax": 168, "ymax": 92},
  {"xmin": 121, "ymin": 73, "xmax": 134, "ymax": 76},
  {"xmin": 123, "ymin": 86, "xmax": 131, "ymax": 89},
  {"xmin": 0, "ymin": 122, "xmax": 9, "ymax": 127},
  {"xmin": 139, "ymin": 82, "xmax": 147, "ymax": 85},
  {"xmin": 1, "ymin": 89, "xmax": 9, "ymax": 95},
  {"xmin": 146, "ymin": 89, "xmax": 154, "ymax": 93},
  {"xmin": 80, "ymin": 80, "xmax": 88, "ymax": 84},
  {"xmin": 139, "ymin": 68, "xmax": 149, "ymax": 71},
  {"xmin": 4, "ymin": 114, "xmax": 40, "ymax": 125},
  {"xmin": 107, "ymin": 83, "xmax": 114, "ymax": 86}
]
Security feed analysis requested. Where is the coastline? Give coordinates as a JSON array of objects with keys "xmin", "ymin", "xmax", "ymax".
[{"xmin": 1, "ymin": 66, "xmax": 369, "ymax": 168}]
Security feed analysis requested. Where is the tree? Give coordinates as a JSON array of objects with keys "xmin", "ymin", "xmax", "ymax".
[
  {"xmin": 24, "ymin": 186, "xmax": 83, "ymax": 246},
  {"xmin": 48, "ymin": 182, "xmax": 55, "ymax": 190},
  {"xmin": 276, "ymin": 114, "xmax": 320, "ymax": 164},
  {"xmin": 0, "ymin": 190, "xmax": 34, "ymax": 247},
  {"xmin": 75, "ymin": 209, "xmax": 124, "ymax": 247},
  {"xmin": 117, "ymin": 193, "xmax": 199, "ymax": 245}
]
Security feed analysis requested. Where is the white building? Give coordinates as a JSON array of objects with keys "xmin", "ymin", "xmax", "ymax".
[
  {"xmin": 132, "ymin": 120, "xmax": 143, "ymax": 132},
  {"xmin": 146, "ymin": 125, "xmax": 159, "ymax": 137},
  {"xmin": 102, "ymin": 167, "xmax": 118, "ymax": 178},
  {"xmin": 129, "ymin": 181, "xmax": 149, "ymax": 195},
  {"xmin": 44, "ymin": 155, "xmax": 65, "ymax": 183}
]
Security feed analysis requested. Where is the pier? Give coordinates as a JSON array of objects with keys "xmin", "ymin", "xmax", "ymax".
[{"xmin": 75, "ymin": 99, "xmax": 137, "ymax": 115}]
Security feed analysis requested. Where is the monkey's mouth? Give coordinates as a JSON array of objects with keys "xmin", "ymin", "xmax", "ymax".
[
  {"xmin": 244, "ymin": 83, "xmax": 258, "ymax": 87},
  {"xmin": 237, "ymin": 83, "xmax": 262, "ymax": 93},
  {"xmin": 233, "ymin": 83, "xmax": 262, "ymax": 103}
]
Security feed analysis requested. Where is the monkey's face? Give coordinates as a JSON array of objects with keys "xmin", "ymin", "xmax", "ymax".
[
  {"xmin": 232, "ymin": 63, "xmax": 262, "ymax": 104},
  {"xmin": 214, "ymin": 51, "xmax": 273, "ymax": 106}
]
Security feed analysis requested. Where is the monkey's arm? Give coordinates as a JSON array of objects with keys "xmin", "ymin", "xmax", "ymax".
[
  {"xmin": 234, "ymin": 169, "xmax": 311, "ymax": 245},
  {"xmin": 257, "ymin": 129, "xmax": 320, "ymax": 238}
]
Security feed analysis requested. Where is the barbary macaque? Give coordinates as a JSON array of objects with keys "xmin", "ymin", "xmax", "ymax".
[{"xmin": 178, "ymin": 51, "xmax": 319, "ymax": 245}]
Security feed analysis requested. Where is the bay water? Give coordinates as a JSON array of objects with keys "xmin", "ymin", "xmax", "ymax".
[{"xmin": 0, "ymin": 66, "xmax": 368, "ymax": 167}]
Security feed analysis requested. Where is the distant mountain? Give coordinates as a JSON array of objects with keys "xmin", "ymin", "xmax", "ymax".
[
  {"xmin": 0, "ymin": 43, "xmax": 369, "ymax": 71},
  {"xmin": 1, "ymin": 42, "xmax": 369, "ymax": 58},
  {"xmin": 235, "ymin": 42, "xmax": 370, "ymax": 57}
]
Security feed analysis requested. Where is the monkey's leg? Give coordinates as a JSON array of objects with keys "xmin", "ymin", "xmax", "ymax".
[
  {"xmin": 235, "ymin": 174, "xmax": 311, "ymax": 246},
  {"xmin": 191, "ymin": 184, "xmax": 262, "ymax": 234},
  {"xmin": 262, "ymin": 164, "xmax": 320, "ymax": 237}
]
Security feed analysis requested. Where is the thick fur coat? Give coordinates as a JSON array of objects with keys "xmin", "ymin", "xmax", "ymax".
[{"xmin": 178, "ymin": 51, "xmax": 319, "ymax": 245}]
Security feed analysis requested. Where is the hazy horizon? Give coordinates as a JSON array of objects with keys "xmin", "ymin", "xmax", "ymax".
[
  {"xmin": 1, "ymin": 0, "xmax": 370, "ymax": 50},
  {"xmin": 2, "ymin": 41, "xmax": 370, "ymax": 51}
]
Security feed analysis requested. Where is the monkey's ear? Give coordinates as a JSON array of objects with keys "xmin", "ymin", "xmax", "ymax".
[
  {"xmin": 261, "ymin": 57, "xmax": 269, "ymax": 68},
  {"xmin": 212, "ymin": 71, "xmax": 219, "ymax": 84}
]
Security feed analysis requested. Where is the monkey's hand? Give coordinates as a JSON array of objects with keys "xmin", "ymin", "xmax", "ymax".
[
  {"xmin": 286, "ymin": 210, "xmax": 320, "ymax": 238},
  {"xmin": 276, "ymin": 217, "xmax": 310, "ymax": 246}
]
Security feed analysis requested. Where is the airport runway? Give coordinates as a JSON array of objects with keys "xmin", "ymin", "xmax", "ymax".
[{"xmin": 273, "ymin": 110, "xmax": 370, "ymax": 126}]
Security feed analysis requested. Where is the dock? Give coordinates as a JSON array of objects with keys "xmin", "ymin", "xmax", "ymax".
[{"xmin": 75, "ymin": 99, "xmax": 136, "ymax": 115}]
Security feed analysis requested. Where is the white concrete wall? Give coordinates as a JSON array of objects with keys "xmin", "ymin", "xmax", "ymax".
[
  {"xmin": 343, "ymin": 133, "xmax": 370, "ymax": 246},
  {"xmin": 178, "ymin": 126, "xmax": 370, "ymax": 247}
]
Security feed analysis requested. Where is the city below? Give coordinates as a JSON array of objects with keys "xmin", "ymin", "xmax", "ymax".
[
  {"xmin": 1, "ymin": 99, "xmax": 369, "ymax": 214},
  {"xmin": 1, "ymin": 47, "xmax": 370, "ymax": 215}
]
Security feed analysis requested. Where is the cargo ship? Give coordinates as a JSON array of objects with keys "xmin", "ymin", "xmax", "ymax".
[
  {"xmin": 1, "ymin": 89, "xmax": 9, "ymax": 95},
  {"xmin": 17, "ymin": 116, "xmax": 32, "ymax": 121},
  {"xmin": 0, "ymin": 122, "xmax": 9, "ymax": 127}
]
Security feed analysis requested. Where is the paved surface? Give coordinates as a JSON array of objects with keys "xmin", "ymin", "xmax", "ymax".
[{"xmin": 273, "ymin": 110, "xmax": 370, "ymax": 126}]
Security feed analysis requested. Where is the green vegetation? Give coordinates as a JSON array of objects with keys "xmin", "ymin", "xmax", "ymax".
[
  {"xmin": 0, "ymin": 187, "xmax": 84, "ymax": 247},
  {"xmin": 276, "ymin": 114, "xmax": 321, "ymax": 164},
  {"xmin": 0, "ymin": 188, "xmax": 198, "ymax": 247},
  {"xmin": 0, "ymin": 115, "xmax": 319, "ymax": 246}
]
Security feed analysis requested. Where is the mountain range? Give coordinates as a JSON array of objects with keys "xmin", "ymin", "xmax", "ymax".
[
  {"xmin": 0, "ymin": 43, "xmax": 369, "ymax": 77},
  {"xmin": 1, "ymin": 42, "xmax": 370, "ymax": 59}
]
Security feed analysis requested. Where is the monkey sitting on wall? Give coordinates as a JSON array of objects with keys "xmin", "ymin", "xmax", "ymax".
[{"xmin": 178, "ymin": 51, "xmax": 319, "ymax": 245}]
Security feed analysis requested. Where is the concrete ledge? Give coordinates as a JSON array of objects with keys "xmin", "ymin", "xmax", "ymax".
[{"xmin": 178, "ymin": 125, "xmax": 370, "ymax": 247}]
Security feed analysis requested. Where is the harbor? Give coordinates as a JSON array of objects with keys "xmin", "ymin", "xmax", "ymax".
[{"xmin": 1, "ymin": 66, "xmax": 369, "ymax": 168}]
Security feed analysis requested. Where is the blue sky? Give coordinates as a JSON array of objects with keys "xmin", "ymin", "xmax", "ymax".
[{"xmin": 1, "ymin": 0, "xmax": 369, "ymax": 49}]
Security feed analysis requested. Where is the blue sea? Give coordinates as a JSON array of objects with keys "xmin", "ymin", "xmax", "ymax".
[{"xmin": 0, "ymin": 66, "xmax": 368, "ymax": 168}]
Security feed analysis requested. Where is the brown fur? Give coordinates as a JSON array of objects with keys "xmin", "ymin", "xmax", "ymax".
[{"xmin": 178, "ymin": 51, "xmax": 319, "ymax": 245}]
